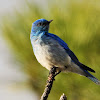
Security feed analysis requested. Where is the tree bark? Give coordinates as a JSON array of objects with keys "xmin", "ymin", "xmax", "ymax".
[
  {"xmin": 59, "ymin": 93, "xmax": 67, "ymax": 100},
  {"xmin": 40, "ymin": 67, "xmax": 60, "ymax": 100}
]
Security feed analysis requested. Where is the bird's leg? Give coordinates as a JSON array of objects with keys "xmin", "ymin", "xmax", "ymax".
[
  {"xmin": 48, "ymin": 67, "xmax": 61, "ymax": 76},
  {"xmin": 53, "ymin": 66, "xmax": 61, "ymax": 76},
  {"xmin": 47, "ymin": 66, "xmax": 57, "ymax": 82},
  {"xmin": 47, "ymin": 67, "xmax": 61, "ymax": 82},
  {"xmin": 55, "ymin": 70, "xmax": 61, "ymax": 76}
]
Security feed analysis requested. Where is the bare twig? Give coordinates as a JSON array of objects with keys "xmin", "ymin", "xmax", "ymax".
[
  {"xmin": 40, "ymin": 67, "xmax": 61, "ymax": 100},
  {"xmin": 59, "ymin": 93, "xmax": 67, "ymax": 100}
]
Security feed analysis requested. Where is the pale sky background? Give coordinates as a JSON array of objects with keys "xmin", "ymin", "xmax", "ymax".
[
  {"xmin": 0, "ymin": 0, "xmax": 38, "ymax": 100},
  {"xmin": 0, "ymin": 0, "xmax": 22, "ymax": 14}
]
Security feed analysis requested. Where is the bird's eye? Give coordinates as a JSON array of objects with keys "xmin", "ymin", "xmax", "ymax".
[
  {"xmin": 37, "ymin": 22, "xmax": 41, "ymax": 26},
  {"xmin": 43, "ymin": 23, "xmax": 46, "ymax": 26},
  {"xmin": 43, "ymin": 22, "xmax": 48, "ymax": 26}
]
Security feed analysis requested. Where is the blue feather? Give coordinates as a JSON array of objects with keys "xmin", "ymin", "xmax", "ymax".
[
  {"xmin": 30, "ymin": 19, "xmax": 99, "ymax": 85},
  {"xmin": 46, "ymin": 33, "xmax": 95, "ymax": 73},
  {"xmin": 84, "ymin": 70, "xmax": 100, "ymax": 85},
  {"xmin": 46, "ymin": 33, "xmax": 69, "ymax": 50}
]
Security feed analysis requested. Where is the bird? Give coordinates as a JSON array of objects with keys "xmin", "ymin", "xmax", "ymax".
[{"xmin": 30, "ymin": 18, "xmax": 100, "ymax": 85}]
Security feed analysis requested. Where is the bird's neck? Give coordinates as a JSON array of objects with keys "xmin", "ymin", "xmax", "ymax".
[{"xmin": 30, "ymin": 30, "xmax": 46, "ymax": 41}]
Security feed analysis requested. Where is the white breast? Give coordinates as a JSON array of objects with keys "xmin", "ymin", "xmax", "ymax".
[
  {"xmin": 34, "ymin": 43, "xmax": 53, "ymax": 70},
  {"xmin": 31, "ymin": 38, "xmax": 71, "ymax": 71}
]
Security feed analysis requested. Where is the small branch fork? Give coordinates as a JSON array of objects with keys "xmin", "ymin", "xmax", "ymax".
[
  {"xmin": 59, "ymin": 93, "xmax": 67, "ymax": 100},
  {"xmin": 40, "ymin": 67, "xmax": 67, "ymax": 100}
]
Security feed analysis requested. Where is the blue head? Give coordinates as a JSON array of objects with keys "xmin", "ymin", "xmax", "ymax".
[{"xmin": 31, "ymin": 19, "xmax": 53, "ymax": 33}]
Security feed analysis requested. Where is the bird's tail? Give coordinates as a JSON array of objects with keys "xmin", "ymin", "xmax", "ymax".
[
  {"xmin": 87, "ymin": 76, "xmax": 100, "ymax": 85},
  {"xmin": 85, "ymin": 70, "xmax": 100, "ymax": 85}
]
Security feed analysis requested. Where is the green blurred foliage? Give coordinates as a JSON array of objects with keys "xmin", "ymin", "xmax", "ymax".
[{"xmin": 1, "ymin": 0, "xmax": 100, "ymax": 100}]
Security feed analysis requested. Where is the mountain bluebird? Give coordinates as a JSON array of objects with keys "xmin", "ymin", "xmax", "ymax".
[{"xmin": 30, "ymin": 19, "xmax": 100, "ymax": 85}]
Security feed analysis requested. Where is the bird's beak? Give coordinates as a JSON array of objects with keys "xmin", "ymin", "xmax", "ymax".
[{"xmin": 48, "ymin": 20, "xmax": 53, "ymax": 24}]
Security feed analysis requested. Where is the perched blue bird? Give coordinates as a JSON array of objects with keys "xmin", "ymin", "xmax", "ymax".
[{"xmin": 30, "ymin": 19, "xmax": 100, "ymax": 85}]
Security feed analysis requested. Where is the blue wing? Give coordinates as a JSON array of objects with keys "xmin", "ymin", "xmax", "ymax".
[
  {"xmin": 46, "ymin": 33, "xmax": 79, "ymax": 62},
  {"xmin": 46, "ymin": 33, "xmax": 95, "ymax": 73}
]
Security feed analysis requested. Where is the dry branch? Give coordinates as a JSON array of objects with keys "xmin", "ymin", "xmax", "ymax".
[
  {"xmin": 59, "ymin": 93, "xmax": 67, "ymax": 100},
  {"xmin": 40, "ymin": 67, "xmax": 60, "ymax": 100}
]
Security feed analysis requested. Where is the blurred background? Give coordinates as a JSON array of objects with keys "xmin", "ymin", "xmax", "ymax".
[{"xmin": 0, "ymin": 0, "xmax": 100, "ymax": 100}]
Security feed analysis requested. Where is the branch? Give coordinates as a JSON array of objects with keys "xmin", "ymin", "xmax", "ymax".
[
  {"xmin": 40, "ymin": 67, "xmax": 60, "ymax": 100},
  {"xmin": 59, "ymin": 93, "xmax": 67, "ymax": 100}
]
